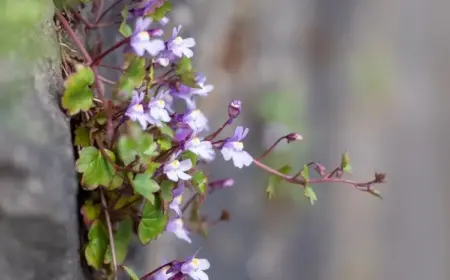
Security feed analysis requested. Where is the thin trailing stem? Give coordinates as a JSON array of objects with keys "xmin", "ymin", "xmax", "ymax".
[
  {"xmin": 100, "ymin": 188, "xmax": 118, "ymax": 280},
  {"xmin": 182, "ymin": 193, "xmax": 198, "ymax": 213},
  {"xmin": 258, "ymin": 134, "xmax": 290, "ymax": 161},
  {"xmin": 205, "ymin": 118, "xmax": 232, "ymax": 141},
  {"xmin": 139, "ymin": 261, "xmax": 175, "ymax": 280},
  {"xmin": 91, "ymin": 37, "xmax": 131, "ymax": 66},
  {"xmin": 96, "ymin": 0, "xmax": 127, "ymax": 24},
  {"xmin": 55, "ymin": 10, "xmax": 92, "ymax": 64}
]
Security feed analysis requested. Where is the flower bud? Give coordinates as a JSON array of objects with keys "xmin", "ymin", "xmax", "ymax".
[
  {"xmin": 374, "ymin": 172, "xmax": 386, "ymax": 183},
  {"xmin": 286, "ymin": 132, "xmax": 303, "ymax": 143},
  {"xmin": 228, "ymin": 99, "xmax": 241, "ymax": 119},
  {"xmin": 314, "ymin": 163, "xmax": 326, "ymax": 176}
]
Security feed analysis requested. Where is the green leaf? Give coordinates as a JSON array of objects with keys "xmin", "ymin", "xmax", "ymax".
[
  {"xmin": 62, "ymin": 65, "xmax": 94, "ymax": 115},
  {"xmin": 94, "ymin": 111, "xmax": 107, "ymax": 125},
  {"xmin": 123, "ymin": 266, "xmax": 140, "ymax": 280},
  {"xmin": 266, "ymin": 165, "xmax": 292, "ymax": 199},
  {"xmin": 113, "ymin": 194, "xmax": 141, "ymax": 210},
  {"xmin": 117, "ymin": 56, "xmax": 146, "ymax": 96},
  {"xmin": 159, "ymin": 123, "xmax": 174, "ymax": 138},
  {"xmin": 118, "ymin": 134, "xmax": 158, "ymax": 165},
  {"xmin": 149, "ymin": 1, "xmax": 172, "ymax": 21},
  {"xmin": 74, "ymin": 126, "xmax": 90, "ymax": 147},
  {"xmin": 157, "ymin": 138, "xmax": 172, "ymax": 151},
  {"xmin": 341, "ymin": 151, "xmax": 352, "ymax": 173},
  {"xmin": 300, "ymin": 164, "xmax": 309, "ymax": 180},
  {"xmin": 119, "ymin": 6, "xmax": 133, "ymax": 37},
  {"xmin": 76, "ymin": 146, "xmax": 117, "ymax": 190},
  {"xmin": 180, "ymin": 72, "xmax": 202, "ymax": 89},
  {"xmin": 182, "ymin": 151, "xmax": 198, "ymax": 166},
  {"xmin": 133, "ymin": 173, "xmax": 160, "ymax": 204},
  {"xmin": 192, "ymin": 171, "xmax": 207, "ymax": 194},
  {"xmin": 147, "ymin": 162, "xmax": 161, "ymax": 176},
  {"xmin": 80, "ymin": 200, "xmax": 101, "ymax": 226},
  {"xmin": 105, "ymin": 217, "xmax": 133, "ymax": 264},
  {"xmin": 85, "ymin": 221, "xmax": 108, "ymax": 269},
  {"xmin": 160, "ymin": 180, "xmax": 174, "ymax": 203},
  {"xmin": 175, "ymin": 56, "xmax": 192, "ymax": 75},
  {"xmin": 304, "ymin": 185, "xmax": 318, "ymax": 205},
  {"xmin": 138, "ymin": 197, "xmax": 167, "ymax": 244}
]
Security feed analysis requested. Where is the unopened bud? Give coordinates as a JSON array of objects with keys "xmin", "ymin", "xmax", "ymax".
[
  {"xmin": 314, "ymin": 163, "xmax": 326, "ymax": 176},
  {"xmin": 219, "ymin": 210, "xmax": 231, "ymax": 222},
  {"xmin": 374, "ymin": 172, "xmax": 386, "ymax": 183},
  {"xmin": 228, "ymin": 99, "xmax": 241, "ymax": 119},
  {"xmin": 286, "ymin": 132, "xmax": 303, "ymax": 143},
  {"xmin": 208, "ymin": 178, "xmax": 235, "ymax": 194}
]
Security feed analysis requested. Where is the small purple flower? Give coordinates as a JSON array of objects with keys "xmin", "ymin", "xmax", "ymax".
[
  {"xmin": 171, "ymin": 74, "xmax": 214, "ymax": 109},
  {"xmin": 167, "ymin": 26, "xmax": 196, "ymax": 58},
  {"xmin": 148, "ymin": 97, "xmax": 171, "ymax": 127},
  {"xmin": 180, "ymin": 257, "xmax": 210, "ymax": 280},
  {"xmin": 221, "ymin": 126, "xmax": 253, "ymax": 168},
  {"xmin": 125, "ymin": 90, "xmax": 151, "ymax": 130},
  {"xmin": 148, "ymin": 266, "xmax": 171, "ymax": 280},
  {"xmin": 164, "ymin": 159, "xmax": 192, "ymax": 182},
  {"xmin": 169, "ymin": 183, "xmax": 184, "ymax": 216},
  {"xmin": 182, "ymin": 109, "xmax": 209, "ymax": 133},
  {"xmin": 166, "ymin": 218, "xmax": 191, "ymax": 243},
  {"xmin": 185, "ymin": 137, "xmax": 215, "ymax": 162},
  {"xmin": 130, "ymin": 17, "xmax": 165, "ymax": 57}
]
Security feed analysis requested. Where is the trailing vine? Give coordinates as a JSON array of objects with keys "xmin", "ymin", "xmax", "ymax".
[{"xmin": 55, "ymin": 1, "xmax": 386, "ymax": 279}]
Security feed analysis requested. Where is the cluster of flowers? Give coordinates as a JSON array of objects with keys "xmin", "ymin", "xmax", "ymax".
[{"xmin": 125, "ymin": 4, "xmax": 253, "ymax": 280}]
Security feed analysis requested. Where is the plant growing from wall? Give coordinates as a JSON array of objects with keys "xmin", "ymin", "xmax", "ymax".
[{"xmin": 55, "ymin": 1, "xmax": 386, "ymax": 279}]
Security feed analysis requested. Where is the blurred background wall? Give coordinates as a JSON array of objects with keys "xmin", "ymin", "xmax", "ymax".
[{"xmin": 141, "ymin": 0, "xmax": 450, "ymax": 280}]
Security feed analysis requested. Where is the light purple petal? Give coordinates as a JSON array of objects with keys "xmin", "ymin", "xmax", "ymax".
[
  {"xmin": 240, "ymin": 151, "xmax": 253, "ymax": 166},
  {"xmin": 191, "ymin": 270, "xmax": 209, "ymax": 280},
  {"xmin": 145, "ymin": 39, "xmax": 166, "ymax": 56},
  {"xmin": 183, "ymin": 38, "xmax": 196, "ymax": 48},
  {"xmin": 198, "ymin": 259, "xmax": 210, "ymax": 270},
  {"xmin": 135, "ymin": 17, "xmax": 152, "ymax": 32},
  {"xmin": 232, "ymin": 153, "xmax": 244, "ymax": 168},
  {"xmin": 179, "ymin": 159, "xmax": 192, "ymax": 171},
  {"xmin": 177, "ymin": 171, "xmax": 192, "ymax": 181},
  {"xmin": 240, "ymin": 127, "xmax": 249, "ymax": 140},
  {"xmin": 221, "ymin": 148, "xmax": 233, "ymax": 161},
  {"xmin": 174, "ymin": 228, "xmax": 191, "ymax": 243},
  {"xmin": 166, "ymin": 171, "xmax": 179, "ymax": 182},
  {"xmin": 182, "ymin": 48, "xmax": 194, "ymax": 58}
]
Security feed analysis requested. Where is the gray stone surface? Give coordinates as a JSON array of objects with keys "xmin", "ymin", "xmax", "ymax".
[{"xmin": 0, "ymin": 1, "xmax": 84, "ymax": 279}]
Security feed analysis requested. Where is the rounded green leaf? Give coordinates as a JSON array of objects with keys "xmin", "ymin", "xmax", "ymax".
[
  {"xmin": 133, "ymin": 173, "xmax": 160, "ymax": 204},
  {"xmin": 62, "ymin": 65, "xmax": 94, "ymax": 116},
  {"xmin": 138, "ymin": 198, "xmax": 167, "ymax": 244},
  {"xmin": 85, "ymin": 221, "xmax": 108, "ymax": 269},
  {"xmin": 122, "ymin": 266, "xmax": 140, "ymax": 280}
]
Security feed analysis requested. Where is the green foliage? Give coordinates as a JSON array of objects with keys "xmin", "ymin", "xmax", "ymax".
[
  {"xmin": 117, "ymin": 56, "xmax": 146, "ymax": 98},
  {"xmin": 74, "ymin": 126, "xmax": 91, "ymax": 147},
  {"xmin": 176, "ymin": 56, "xmax": 193, "ymax": 75},
  {"xmin": 341, "ymin": 151, "xmax": 352, "ymax": 173},
  {"xmin": 304, "ymin": 186, "xmax": 318, "ymax": 205},
  {"xmin": 159, "ymin": 123, "xmax": 174, "ymax": 138},
  {"xmin": 138, "ymin": 197, "xmax": 168, "ymax": 244},
  {"xmin": 182, "ymin": 151, "xmax": 198, "ymax": 166},
  {"xmin": 119, "ymin": 6, "xmax": 133, "ymax": 37},
  {"xmin": 105, "ymin": 217, "xmax": 133, "ymax": 264},
  {"xmin": 123, "ymin": 266, "xmax": 140, "ymax": 280},
  {"xmin": 85, "ymin": 221, "xmax": 108, "ymax": 269},
  {"xmin": 76, "ymin": 146, "xmax": 123, "ymax": 190},
  {"xmin": 160, "ymin": 180, "xmax": 175, "ymax": 202},
  {"xmin": 192, "ymin": 171, "xmax": 207, "ymax": 194},
  {"xmin": 133, "ymin": 173, "xmax": 160, "ymax": 204},
  {"xmin": 118, "ymin": 133, "xmax": 158, "ymax": 166},
  {"xmin": 80, "ymin": 200, "xmax": 101, "ymax": 226},
  {"xmin": 149, "ymin": 1, "xmax": 172, "ymax": 21},
  {"xmin": 62, "ymin": 66, "xmax": 94, "ymax": 115},
  {"xmin": 266, "ymin": 165, "xmax": 292, "ymax": 199}
]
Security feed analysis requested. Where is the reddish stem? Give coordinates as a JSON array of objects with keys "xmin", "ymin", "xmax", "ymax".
[
  {"xmin": 139, "ymin": 261, "xmax": 174, "ymax": 280},
  {"xmin": 91, "ymin": 38, "xmax": 130, "ymax": 66}
]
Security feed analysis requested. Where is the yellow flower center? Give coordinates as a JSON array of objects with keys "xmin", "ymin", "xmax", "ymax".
[
  {"xmin": 171, "ymin": 160, "xmax": 180, "ymax": 168},
  {"xmin": 233, "ymin": 141, "xmax": 244, "ymax": 151},
  {"xmin": 191, "ymin": 137, "xmax": 201, "ymax": 145},
  {"xmin": 133, "ymin": 104, "xmax": 144, "ymax": 113},
  {"xmin": 176, "ymin": 195, "xmax": 182, "ymax": 204},
  {"xmin": 137, "ymin": 31, "xmax": 150, "ymax": 41},
  {"xmin": 175, "ymin": 218, "xmax": 184, "ymax": 227},
  {"xmin": 156, "ymin": 99, "xmax": 165, "ymax": 108},
  {"xmin": 192, "ymin": 258, "xmax": 200, "ymax": 268},
  {"xmin": 174, "ymin": 36, "xmax": 183, "ymax": 44}
]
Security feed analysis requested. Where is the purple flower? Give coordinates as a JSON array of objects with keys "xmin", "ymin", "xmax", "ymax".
[
  {"xmin": 167, "ymin": 26, "xmax": 196, "ymax": 58},
  {"xmin": 182, "ymin": 109, "xmax": 209, "ymax": 133},
  {"xmin": 166, "ymin": 218, "xmax": 191, "ymax": 243},
  {"xmin": 130, "ymin": 17, "xmax": 165, "ymax": 57},
  {"xmin": 129, "ymin": 0, "xmax": 163, "ymax": 17},
  {"xmin": 180, "ymin": 257, "xmax": 210, "ymax": 280},
  {"xmin": 164, "ymin": 159, "xmax": 192, "ymax": 182},
  {"xmin": 185, "ymin": 137, "xmax": 215, "ymax": 162},
  {"xmin": 148, "ymin": 266, "xmax": 171, "ymax": 280},
  {"xmin": 148, "ymin": 96, "xmax": 171, "ymax": 127},
  {"xmin": 171, "ymin": 74, "xmax": 214, "ymax": 108},
  {"xmin": 125, "ymin": 90, "xmax": 151, "ymax": 130},
  {"xmin": 208, "ymin": 178, "xmax": 235, "ymax": 194},
  {"xmin": 221, "ymin": 126, "xmax": 253, "ymax": 168},
  {"xmin": 169, "ymin": 183, "xmax": 184, "ymax": 216}
]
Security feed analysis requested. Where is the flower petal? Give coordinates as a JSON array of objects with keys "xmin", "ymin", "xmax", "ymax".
[
  {"xmin": 166, "ymin": 171, "xmax": 179, "ymax": 182},
  {"xmin": 179, "ymin": 159, "xmax": 192, "ymax": 171},
  {"xmin": 198, "ymin": 259, "xmax": 210, "ymax": 270},
  {"xmin": 183, "ymin": 38, "xmax": 196, "ymax": 48},
  {"xmin": 177, "ymin": 171, "xmax": 192, "ymax": 181}
]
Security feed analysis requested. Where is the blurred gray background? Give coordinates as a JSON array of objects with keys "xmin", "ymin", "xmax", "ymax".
[{"xmin": 138, "ymin": 0, "xmax": 450, "ymax": 280}]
